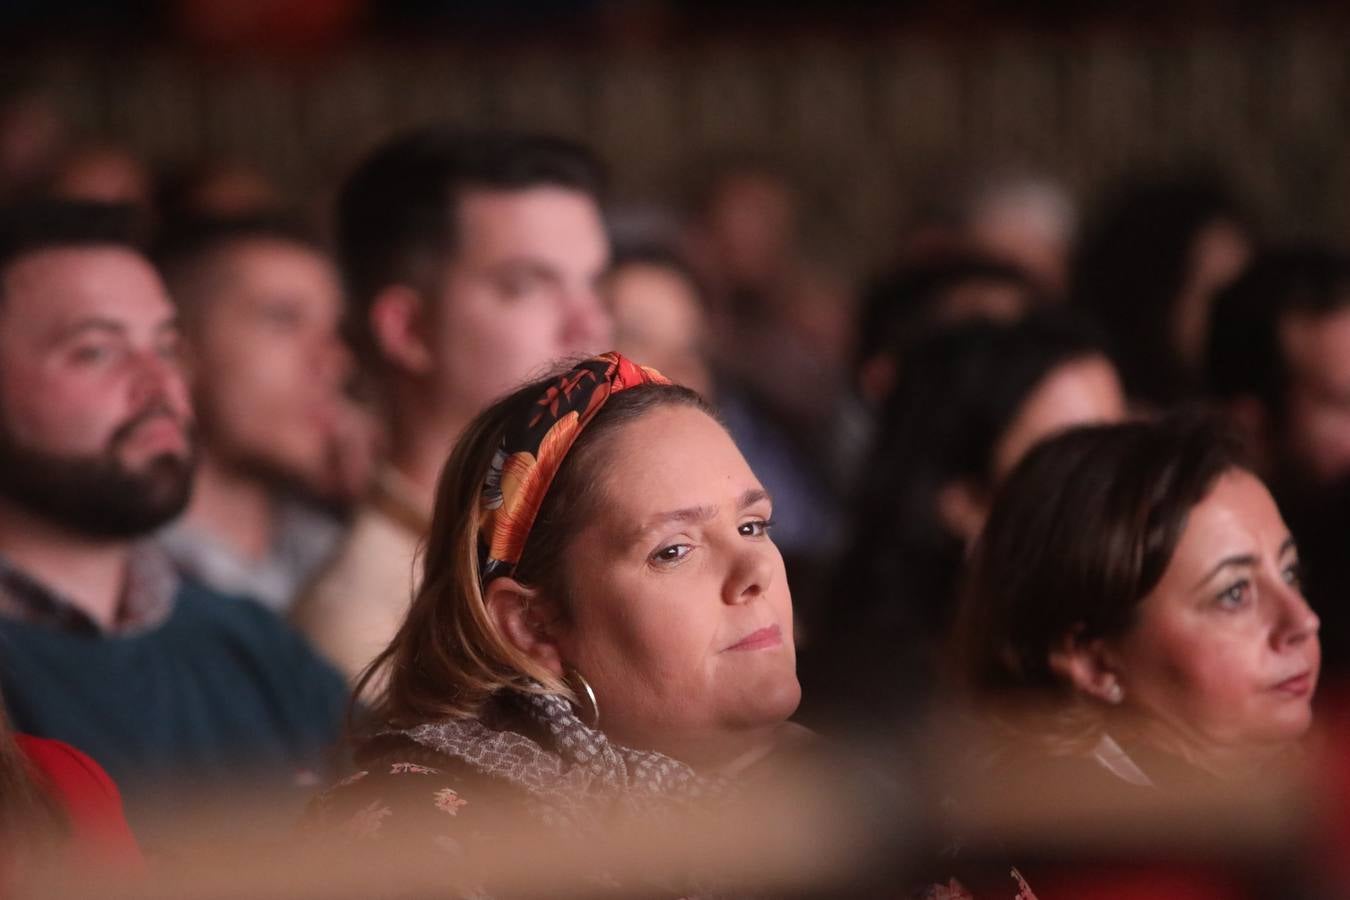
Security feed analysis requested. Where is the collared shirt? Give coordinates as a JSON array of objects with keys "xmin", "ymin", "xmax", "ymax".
[
  {"xmin": 158, "ymin": 496, "xmax": 342, "ymax": 615},
  {"xmin": 0, "ymin": 542, "xmax": 178, "ymax": 637}
]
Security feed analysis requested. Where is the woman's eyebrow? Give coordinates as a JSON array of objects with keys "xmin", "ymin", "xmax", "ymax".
[
  {"xmin": 628, "ymin": 489, "xmax": 772, "ymax": 543},
  {"xmin": 1192, "ymin": 553, "xmax": 1258, "ymax": 589}
]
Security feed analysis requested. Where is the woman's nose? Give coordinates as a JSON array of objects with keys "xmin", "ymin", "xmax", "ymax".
[
  {"xmin": 1272, "ymin": 582, "xmax": 1320, "ymax": 650},
  {"xmin": 723, "ymin": 543, "xmax": 775, "ymax": 606}
]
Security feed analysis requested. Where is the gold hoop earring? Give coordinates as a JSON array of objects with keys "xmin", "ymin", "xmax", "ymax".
[{"xmin": 565, "ymin": 668, "xmax": 600, "ymax": 728}]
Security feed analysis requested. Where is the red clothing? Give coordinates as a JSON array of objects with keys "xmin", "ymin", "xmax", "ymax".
[{"xmin": 15, "ymin": 735, "xmax": 143, "ymax": 872}]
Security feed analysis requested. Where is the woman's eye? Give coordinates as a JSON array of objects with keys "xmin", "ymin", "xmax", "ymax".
[
  {"xmin": 1216, "ymin": 580, "xmax": 1251, "ymax": 610},
  {"xmin": 1283, "ymin": 561, "xmax": 1304, "ymax": 588},
  {"xmin": 651, "ymin": 544, "xmax": 691, "ymax": 564},
  {"xmin": 738, "ymin": 518, "xmax": 775, "ymax": 538}
]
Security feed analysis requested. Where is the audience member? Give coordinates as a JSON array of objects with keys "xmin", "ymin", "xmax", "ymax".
[
  {"xmin": 801, "ymin": 311, "xmax": 1125, "ymax": 734},
  {"xmin": 1206, "ymin": 247, "xmax": 1350, "ymax": 676},
  {"xmin": 1072, "ymin": 171, "xmax": 1251, "ymax": 408},
  {"xmin": 305, "ymin": 354, "xmax": 806, "ymax": 897},
  {"xmin": 852, "ymin": 255, "xmax": 1044, "ymax": 408},
  {"xmin": 681, "ymin": 155, "xmax": 852, "ymax": 570},
  {"xmin": 0, "ymin": 688, "xmax": 142, "ymax": 883},
  {"xmin": 942, "ymin": 415, "xmax": 1318, "ymax": 896},
  {"xmin": 0, "ymin": 202, "xmax": 346, "ymax": 839},
  {"xmin": 604, "ymin": 246, "xmax": 713, "ymax": 399},
  {"xmin": 48, "ymin": 144, "xmax": 153, "ymax": 212},
  {"xmin": 154, "ymin": 215, "xmax": 359, "ymax": 614},
  {"xmin": 292, "ymin": 129, "xmax": 613, "ymax": 685}
]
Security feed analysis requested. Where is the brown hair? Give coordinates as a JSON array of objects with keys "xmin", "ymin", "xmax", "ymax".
[
  {"xmin": 953, "ymin": 414, "xmax": 1252, "ymax": 743},
  {"xmin": 355, "ymin": 368, "xmax": 714, "ymax": 730}
]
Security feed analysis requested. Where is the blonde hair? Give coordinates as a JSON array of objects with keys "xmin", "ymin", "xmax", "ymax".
[{"xmin": 355, "ymin": 370, "xmax": 713, "ymax": 730}]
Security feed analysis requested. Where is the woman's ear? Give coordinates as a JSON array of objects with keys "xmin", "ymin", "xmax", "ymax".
[
  {"xmin": 369, "ymin": 284, "xmax": 434, "ymax": 375},
  {"xmin": 936, "ymin": 478, "xmax": 991, "ymax": 547},
  {"xmin": 1048, "ymin": 626, "xmax": 1125, "ymax": 704},
  {"xmin": 483, "ymin": 577, "xmax": 565, "ymax": 677}
]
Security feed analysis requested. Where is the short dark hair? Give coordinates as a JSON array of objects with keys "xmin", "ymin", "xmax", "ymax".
[
  {"xmin": 1072, "ymin": 170, "xmax": 1247, "ymax": 406},
  {"xmin": 955, "ymin": 414, "xmax": 1251, "ymax": 707},
  {"xmin": 152, "ymin": 212, "xmax": 325, "ymax": 321},
  {"xmin": 336, "ymin": 128, "xmax": 607, "ymax": 366},
  {"xmin": 0, "ymin": 201, "xmax": 145, "ymax": 302},
  {"xmin": 853, "ymin": 255, "xmax": 1043, "ymax": 372},
  {"xmin": 1205, "ymin": 245, "xmax": 1350, "ymax": 421}
]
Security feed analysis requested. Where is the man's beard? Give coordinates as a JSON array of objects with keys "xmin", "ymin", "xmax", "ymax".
[{"xmin": 0, "ymin": 409, "xmax": 197, "ymax": 539}]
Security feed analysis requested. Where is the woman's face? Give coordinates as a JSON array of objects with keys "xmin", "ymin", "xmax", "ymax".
[
  {"xmin": 1111, "ymin": 470, "xmax": 1320, "ymax": 756},
  {"xmin": 554, "ymin": 405, "xmax": 800, "ymax": 766}
]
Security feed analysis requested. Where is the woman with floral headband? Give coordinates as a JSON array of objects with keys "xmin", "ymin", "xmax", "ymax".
[{"xmin": 304, "ymin": 353, "xmax": 804, "ymax": 893}]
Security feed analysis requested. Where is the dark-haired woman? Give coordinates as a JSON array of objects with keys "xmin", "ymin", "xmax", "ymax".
[
  {"xmin": 957, "ymin": 415, "xmax": 1317, "ymax": 779},
  {"xmin": 800, "ymin": 312, "xmax": 1125, "ymax": 736},
  {"xmin": 922, "ymin": 416, "xmax": 1319, "ymax": 898},
  {"xmin": 305, "ymin": 353, "xmax": 805, "ymax": 895}
]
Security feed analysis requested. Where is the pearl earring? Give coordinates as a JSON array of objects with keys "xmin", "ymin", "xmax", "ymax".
[{"xmin": 1105, "ymin": 682, "xmax": 1124, "ymax": 704}]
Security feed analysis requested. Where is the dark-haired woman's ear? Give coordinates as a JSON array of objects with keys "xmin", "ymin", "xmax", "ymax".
[
  {"xmin": 937, "ymin": 478, "xmax": 991, "ymax": 547},
  {"xmin": 1048, "ymin": 628, "xmax": 1125, "ymax": 706},
  {"xmin": 369, "ymin": 283, "xmax": 434, "ymax": 375},
  {"xmin": 484, "ymin": 577, "xmax": 565, "ymax": 677}
]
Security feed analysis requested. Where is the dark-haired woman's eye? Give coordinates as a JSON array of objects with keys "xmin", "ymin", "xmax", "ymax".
[
  {"xmin": 1283, "ymin": 560, "xmax": 1304, "ymax": 589},
  {"xmin": 1216, "ymin": 580, "xmax": 1250, "ymax": 610}
]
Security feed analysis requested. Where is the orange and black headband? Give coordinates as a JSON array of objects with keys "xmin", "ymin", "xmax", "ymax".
[{"xmin": 478, "ymin": 352, "xmax": 669, "ymax": 588}]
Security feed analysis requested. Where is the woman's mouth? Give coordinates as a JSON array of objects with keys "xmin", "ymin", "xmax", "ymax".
[
  {"xmin": 1272, "ymin": 671, "xmax": 1315, "ymax": 697},
  {"xmin": 724, "ymin": 624, "xmax": 783, "ymax": 652}
]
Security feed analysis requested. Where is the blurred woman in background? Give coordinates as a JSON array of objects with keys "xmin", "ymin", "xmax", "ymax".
[{"xmin": 800, "ymin": 311, "xmax": 1125, "ymax": 736}]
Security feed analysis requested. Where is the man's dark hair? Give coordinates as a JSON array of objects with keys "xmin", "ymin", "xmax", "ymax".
[
  {"xmin": 853, "ymin": 255, "xmax": 1044, "ymax": 373},
  {"xmin": 152, "ymin": 212, "xmax": 325, "ymax": 321},
  {"xmin": 336, "ymin": 128, "xmax": 607, "ymax": 367},
  {"xmin": 1205, "ymin": 246, "xmax": 1350, "ymax": 422},
  {"xmin": 0, "ymin": 201, "xmax": 145, "ymax": 301}
]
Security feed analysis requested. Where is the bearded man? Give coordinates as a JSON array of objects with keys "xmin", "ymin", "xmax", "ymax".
[{"xmin": 0, "ymin": 203, "xmax": 346, "ymax": 847}]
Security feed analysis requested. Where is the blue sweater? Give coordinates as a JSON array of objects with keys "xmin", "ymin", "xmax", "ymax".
[{"xmin": 0, "ymin": 578, "xmax": 348, "ymax": 834}]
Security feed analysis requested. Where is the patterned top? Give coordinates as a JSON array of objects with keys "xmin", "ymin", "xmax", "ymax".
[
  {"xmin": 303, "ymin": 690, "xmax": 728, "ymax": 899},
  {"xmin": 0, "ymin": 542, "xmax": 177, "ymax": 636}
]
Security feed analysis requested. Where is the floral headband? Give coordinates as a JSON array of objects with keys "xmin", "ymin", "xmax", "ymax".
[{"xmin": 478, "ymin": 352, "xmax": 669, "ymax": 588}]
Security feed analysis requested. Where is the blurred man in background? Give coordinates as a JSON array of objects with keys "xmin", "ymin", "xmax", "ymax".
[
  {"xmin": 0, "ymin": 202, "xmax": 346, "ymax": 841},
  {"xmin": 154, "ymin": 216, "xmax": 366, "ymax": 614},
  {"xmin": 292, "ymin": 128, "xmax": 612, "ymax": 684}
]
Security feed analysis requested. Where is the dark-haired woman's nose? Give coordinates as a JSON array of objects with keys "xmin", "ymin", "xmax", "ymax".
[{"xmin": 1272, "ymin": 582, "xmax": 1320, "ymax": 651}]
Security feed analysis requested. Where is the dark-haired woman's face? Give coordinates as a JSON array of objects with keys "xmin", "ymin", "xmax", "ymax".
[{"xmin": 1111, "ymin": 471, "xmax": 1319, "ymax": 756}]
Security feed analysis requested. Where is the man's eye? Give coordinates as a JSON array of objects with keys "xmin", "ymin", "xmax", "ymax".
[{"xmin": 71, "ymin": 344, "xmax": 117, "ymax": 364}]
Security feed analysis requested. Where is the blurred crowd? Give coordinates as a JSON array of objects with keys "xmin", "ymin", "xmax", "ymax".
[{"xmin": 1, "ymin": 86, "xmax": 1350, "ymax": 899}]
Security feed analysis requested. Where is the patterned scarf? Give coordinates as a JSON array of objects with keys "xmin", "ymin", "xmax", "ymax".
[{"xmin": 387, "ymin": 689, "xmax": 727, "ymax": 833}]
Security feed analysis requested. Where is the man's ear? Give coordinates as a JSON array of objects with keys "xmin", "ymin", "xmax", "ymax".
[
  {"xmin": 1048, "ymin": 626, "xmax": 1124, "ymax": 704},
  {"xmin": 483, "ymin": 577, "xmax": 564, "ymax": 678},
  {"xmin": 936, "ymin": 478, "xmax": 991, "ymax": 547},
  {"xmin": 369, "ymin": 284, "xmax": 434, "ymax": 375}
]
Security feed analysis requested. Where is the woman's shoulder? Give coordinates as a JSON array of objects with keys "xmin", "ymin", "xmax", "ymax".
[
  {"xmin": 15, "ymin": 734, "xmax": 144, "ymax": 870},
  {"xmin": 302, "ymin": 735, "xmax": 523, "ymax": 849}
]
